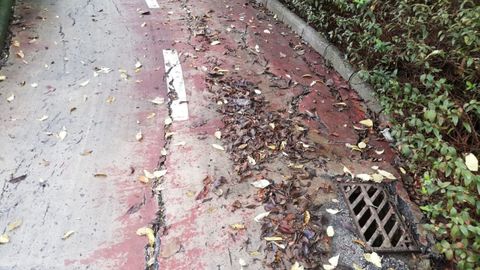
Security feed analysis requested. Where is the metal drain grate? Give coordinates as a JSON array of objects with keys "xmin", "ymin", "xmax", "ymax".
[{"xmin": 340, "ymin": 183, "xmax": 419, "ymax": 252}]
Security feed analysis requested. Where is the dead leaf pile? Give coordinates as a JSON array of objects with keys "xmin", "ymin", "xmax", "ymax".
[{"xmin": 207, "ymin": 77, "xmax": 316, "ymax": 178}]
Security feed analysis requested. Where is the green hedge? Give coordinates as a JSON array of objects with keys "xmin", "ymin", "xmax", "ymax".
[
  {"xmin": 281, "ymin": 0, "xmax": 480, "ymax": 268},
  {"xmin": 0, "ymin": 0, "xmax": 14, "ymax": 52}
]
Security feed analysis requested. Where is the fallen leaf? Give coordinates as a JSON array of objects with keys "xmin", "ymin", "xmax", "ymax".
[
  {"xmin": 161, "ymin": 148, "xmax": 167, "ymax": 156},
  {"xmin": 352, "ymin": 263, "xmax": 364, "ymax": 270},
  {"xmin": 146, "ymin": 112, "xmax": 156, "ymax": 119},
  {"xmin": 247, "ymin": 156, "xmax": 256, "ymax": 165},
  {"xmin": 239, "ymin": 258, "xmax": 247, "ymax": 266},
  {"xmin": 364, "ymin": 252, "xmax": 382, "ymax": 268},
  {"xmin": 254, "ymin": 212, "xmax": 270, "ymax": 222},
  {"xmin": 264, "ymin": 236, "xmax": 283, "ymax": 241},
  {"xmin": 377, "ymin": 169, "xmax": 396, "ymax": 180},
  {"xmin": 304, "ymin": 210, "xmax": 311, "ymax": 225},
  {"xmin": 343, "ymin": 166, "xmax": 354, "ymax": 178},
  {"xmin": 136, "ymin": 131, "xmax": 143, "ymax": 141},
  {"xmin": 62, "ymin": 230, "xmax": 75, "ymax": 240},
  {"xmin": 279, "ymin": 52, "xmax": 286, "ymax": 58},
  {"xmin": 31, "ymin": 83, "xmax": 38, "ymax": 88},
  {"xmin": 6, "ymin": 93, "xmax": 14, "ymax": 102},
  {"xmin": 37, "ymin": 115, "xmax": 48, "ymax": 121},
  {"xmin": 212, "ymin": 144, "xmax": 225, "ymax": 151},
  {"xmin": 0, "ymin": 75, "xmax": 6, "ymax": 81},
  {"xmin": 327, "ymin": 226, "xmax": 335, "ymax": 237},
  {"xmin": 375, "ymin": 149, "xmax": 384, "ymax": 155},
  {"xmin": 135, "ymin": 61, "xmax": 142, "ymax": 69},
  {"xmin": 153, "ymin": 170, "xmax": 167, "ymax": 178},
  {"xmin": 164, "ymin": 117, "xmax": 173, "ymax": 125},
  {"xmin": 144, "ymin": 170, "xmax": 155, "ymax": 179},
  {"xmin": 79, "ymin": 80, "xmax": 90, "ymax": 87},
  {"xmin": 465, "ymin": 153, "xmax": 478, "ymax": 172},
  {"xmin": 326, "ymin": 209, "xmax": 340, "ymax": 215},
  {"xmin": 356, "ymin": 174, "xmax": 372, "ymax": 181},
  {"xmin": 251, "ymin": 179, "xmax": 270, "ymax": 188},
  {"xmin": 80, "ymin": 150, "xmax": 93, "ymax": 156},
  {"xmin": 359, "ymin": 119, "xmax": 373, "ymax": 127},
  {"xmin": 329, "ymin": 255, "xmax": 340, "ymax": 267},
  {"xmin": 136, "ymin": 227, "xmax": 155, "ymax": 246},
  {"xmin": 138, "ymin": 175, "xmax": 149, "ymax": 184},
  {"xmin": 210, "ymin": 40, "xmax": 221, "ymax": 46},
  {"xmin": 263, "ymin": 29, "xmax": 271, "ymax": 34},
  {"xmin": 291, "ymin": 261, "xmax": 304, "ymax": 270},
  {"xmin": 16, "ymin": 50, "xmax": 24, "ymax": 59},
  {"xmin": 7, "ymin": 220, "xmax": 22, "ymax": 232},
  {"xmin": 230, "ymin": 223, "xmax": 245, "ymax": 230},
  {"xmin": 214, "ymin": 131, "xmax": 222, "ymax": 139},
  {"xmin": 150, "ymin": 97, "xmax": 164, "ymax": 105},
  {"xmin": 58, "ymin": 127, "xmax": 67, "ymax": 140},
  {"xmin": 0, "ymin": 234, "xmax": 9, "ymax": 244},
  {"xmin": 106, "ymin": 96, "xmax": 115, "ymax": 103},
  {"xmin": 94, "ymin": 173, "xmax": 108, "ymax": 177},
  {"xmin": 357, "ymin": 141, "xmax": 367, "ymax": 149},
  {"xmin": 371, "ymin": 173, "xmax": 384, "ymax": 183}
]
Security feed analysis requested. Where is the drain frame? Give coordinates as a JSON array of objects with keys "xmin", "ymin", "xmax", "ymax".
[{"xmin": 339, "ymin": 182, "xmax": 420, "ymax": 253}]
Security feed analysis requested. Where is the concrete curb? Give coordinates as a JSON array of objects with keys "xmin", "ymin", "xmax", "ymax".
[
  {"xmin": 257, "ymin": 0, "xmax": 382, "ymax": 114},
  {"xmin": 0, "ymin": 0, "xmax": 14, "ymax": 54}
]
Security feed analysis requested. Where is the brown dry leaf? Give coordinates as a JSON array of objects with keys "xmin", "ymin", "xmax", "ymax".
[
  {"xmin": 12, "ymin": 40, "xmax": 20, "ymax": 47},
  {"xmin": 62, "ymin": 230, "xmax": 75, "ymax": 240},
  {"xmin": 136, "ymin": 227, "xmax": 155, "ymax": 246}
]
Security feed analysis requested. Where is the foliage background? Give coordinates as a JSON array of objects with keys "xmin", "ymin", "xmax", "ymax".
[{"xmin": 280, "ymin": 0, "xmax": 480, "ymax": 268}]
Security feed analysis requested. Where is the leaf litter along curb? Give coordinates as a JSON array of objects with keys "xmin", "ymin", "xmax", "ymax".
[{"xmin": 206, "ymin": 75, "xmax": 332, "ymax": 268}]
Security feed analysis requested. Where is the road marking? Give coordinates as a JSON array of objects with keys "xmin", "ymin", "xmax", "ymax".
[
  {"xmin": 145, "ymin": 0, "xmax": 159, "ymax": 8},
  {"xmin": 163, "ymin": 49, "xmax": 189, "ymax": 121}
]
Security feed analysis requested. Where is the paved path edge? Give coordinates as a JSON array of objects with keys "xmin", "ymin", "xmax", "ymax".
[{"xmin": 256, "ymin": 0, "xmax": 383, "ymax": 115}]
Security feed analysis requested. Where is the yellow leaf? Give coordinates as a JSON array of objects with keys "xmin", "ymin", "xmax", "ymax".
[
  {"xmin": 359, "ymin": 119, "xmax": 373, "ymax": 127},
  {"xmin": 364, "ymin": 252, "xmax": 382, "ymax": 267},
  {"xmin": 303, "ymin": 211, "xmax": 310, "ymax": 225},
  {"xmin": 357, "ymin": 141, "xmax": 367, "ymax": 149},
  {"xmin": 465, "ymin": 153, "xmax": 478, "ymax": 172},
  {"xmin": 264, "ymin": 236, "xmax": 283, "ymax": 241},
  {"xmin": 0, "ymin": 234, "xmax": 9, "ymax": 244},
  {"xmin": 62, "ymin": 230, "xmax": 75, "ymax": 240},
  {"xmin": 138, "ymin": 175, "xmax": 149, "ymax": 184},
  {"xmin": 7, "ymin": 220, "xmax": 22, "ymax": 232},
  {"xmin": 230, "ymin": 223, "xmax": 245, "ymax": 230},
  {"xmin": 136, "ymin": 227, "xmax": 155, "ymax": 246},
  {"xmin": 371, "ymin": 173, "xmax": 384, "ymax": 183}
]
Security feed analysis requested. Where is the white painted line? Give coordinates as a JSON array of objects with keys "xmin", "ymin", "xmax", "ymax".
[
  {"xmin": 145, "ymin": 0, "xmax": 160, "ymax": 8},
  {"xmin": 163, "ymin": 49, "xmax": 189, "ymax": 121}
]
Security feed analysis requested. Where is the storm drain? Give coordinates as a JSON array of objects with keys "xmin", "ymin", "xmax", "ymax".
[{"xmin": 340, "ymin": 183, "xmax": 419, "ymax": 252}]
